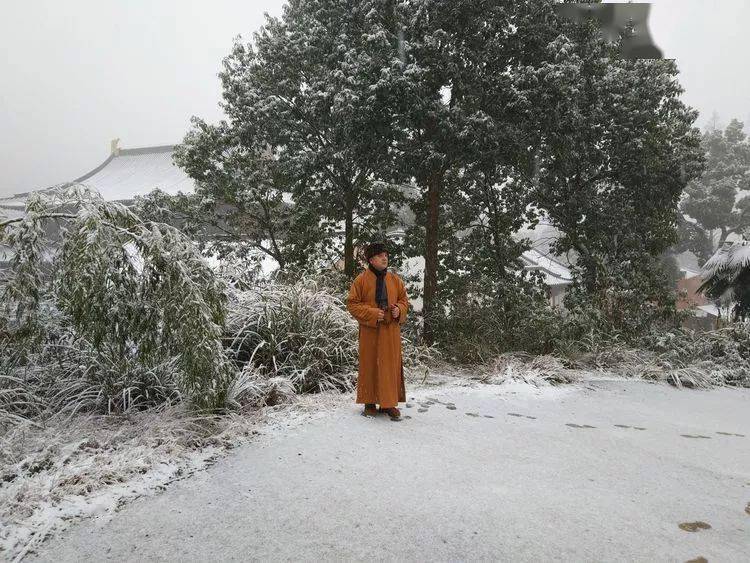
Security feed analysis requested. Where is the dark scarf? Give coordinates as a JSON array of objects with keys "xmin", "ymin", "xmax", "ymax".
[{"xmin": 368, "ymin": 263, "xmax": 389, "ymax": 309}]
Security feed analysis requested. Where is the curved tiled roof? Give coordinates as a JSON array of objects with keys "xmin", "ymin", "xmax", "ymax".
[
  {"xmin": 0, "ymin": 145, "xmax": 196, "ymax": 216},
  {"xmin": 519, "ymin": 248, "xmax": 574, "ymax": 287},
  {"xmin": 70, "ymin": 145, "xmax": 195, "ymax": 201}
]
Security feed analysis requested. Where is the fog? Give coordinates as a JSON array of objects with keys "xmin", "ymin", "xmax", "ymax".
[{"xmin": 0, "ymin": 0, "xmax": 748, "ymax": 197}]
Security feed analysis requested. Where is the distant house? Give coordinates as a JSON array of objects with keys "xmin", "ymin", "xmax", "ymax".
[{"xmin": 1, "ymin": 140, "xmax": 196, "ymax": 212}]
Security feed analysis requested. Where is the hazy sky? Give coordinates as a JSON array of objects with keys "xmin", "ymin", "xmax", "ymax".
[{"xmin": 1, "ymin": 0, "xmax": 748, "ymax": 197}]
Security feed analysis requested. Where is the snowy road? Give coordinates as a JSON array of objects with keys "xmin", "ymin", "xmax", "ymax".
[{"xmin": 30, "ymin": 377, "xmax": 750, "ymax": 562}]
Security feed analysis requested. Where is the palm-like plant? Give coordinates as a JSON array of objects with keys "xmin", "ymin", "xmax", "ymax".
[{"xmin": 698, "ymin": 239, "xmax": 750, "ymax": 321}]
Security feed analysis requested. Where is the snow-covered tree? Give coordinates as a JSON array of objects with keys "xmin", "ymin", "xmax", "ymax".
[
  {"xmin": 393, "ymin": 0, "xmax": 554, "ymax": 343},
  {"xmin": 699, "ymin": 239, "xmax": 750, "ymax": 322},
  {"xmin": 176, "ymin": 0, "xmax": 407, "ymax": 277},
  {"xmin": 680, "ymin": 119, "xmax": 750, "ymax": 262},
  {"xmin": 519, "ymin": 4, "xmax": 705, "ymax": 331}
]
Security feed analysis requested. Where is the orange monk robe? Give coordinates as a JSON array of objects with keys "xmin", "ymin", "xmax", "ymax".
[{"xmin": 346, "ymin": 268, "xmax": 409, "ymax": 408}]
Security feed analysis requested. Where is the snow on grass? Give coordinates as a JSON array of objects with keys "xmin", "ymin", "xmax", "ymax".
[
  {"xmin": 0, "ymin": 392, "xmax": 352, "ymax": 562},
  {"xmin": 450, "ymin": 352, "xmax": 583, "ymax": 387}
]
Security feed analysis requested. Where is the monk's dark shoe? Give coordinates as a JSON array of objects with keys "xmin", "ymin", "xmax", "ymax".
[
  {"xmin": 379, "ymin": 407, "xmax": 402, "ymax": 421},
  {"xmin": 362, "ymin": 403, "xmax": 378, "ymax": 417}
]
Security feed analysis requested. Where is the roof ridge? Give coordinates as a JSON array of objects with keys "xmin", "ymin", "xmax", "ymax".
[
  {"xmin": 73, "ymin": 153, "xmax": 115, "ymax": 184},
  {"xmin": 119, "ymin": 145, "xmax": 175, "ymax": 156},
  {"xmin": 65, "ymin": 144, "xmax": 176, "ymax": 187}
]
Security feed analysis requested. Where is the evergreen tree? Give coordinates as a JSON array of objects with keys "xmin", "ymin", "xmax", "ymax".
[
  {"xmin": 680, "ymin": 118, "xmax": 750, "ymax": 262},
  {"xmin": 522, "ymin": 4, "xmax": 704, "ymax": 331},
  {"xmin": 176, "ymin": 0, "xmax": 406, "ymax": 277},
  {"xmin": 395, "ymin": 0, "xmax": 549, "ymax": 343}
]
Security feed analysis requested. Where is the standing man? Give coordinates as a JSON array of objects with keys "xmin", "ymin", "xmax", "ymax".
[{"xmin": 346, "ymin": 241, "xmax": 410, "ymax": 421}]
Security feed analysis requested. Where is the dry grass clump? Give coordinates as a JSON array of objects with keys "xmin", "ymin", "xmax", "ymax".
[
  {"xmin": 633, "ymin": 324, "xmax": 750, "ymax": 388},
  {"xmin": 475, "ymin": 352, "xmax": 581, "ymax": 386},
  {"xmin": 556, "ymin": 323, "xmax": 750, "ymax": 388},
  {"xmin": 635, "ymin": 360, "xmax": 738, "ymax": 389},
  {"xmin": 224, "ymin": 368, "xmax": 299, "ymax": 411},
  {"xmin": 224, "ymin": 279, "xmax": 359, "ymax": 396}
]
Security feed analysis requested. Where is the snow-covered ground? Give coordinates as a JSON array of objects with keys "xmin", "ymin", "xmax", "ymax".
[{"xmin": 9, "ymin": 372, "xmax": 749, "ymax": 562}]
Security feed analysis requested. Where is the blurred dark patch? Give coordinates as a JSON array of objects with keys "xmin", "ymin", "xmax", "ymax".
[{"xmin": 554, "ymin": 3, "xmax": 664, "ymax": 59}]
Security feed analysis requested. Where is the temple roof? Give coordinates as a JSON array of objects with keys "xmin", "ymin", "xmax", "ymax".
[
  {"xmin": 70, "ymin": 145, "xmax": 195, "ymax": 201},
  {"xmin": 0, "ymin": 144, "xmax": 196, "ymax": 220}
]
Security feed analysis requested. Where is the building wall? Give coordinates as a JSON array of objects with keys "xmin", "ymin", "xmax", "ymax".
[
  {"xmin": 676, "ymin": 275, "xmax": 709, "ymax": 310},
  {"xmin": 549, "ymin": 284, "xmax": 567, "ymax": 308}
]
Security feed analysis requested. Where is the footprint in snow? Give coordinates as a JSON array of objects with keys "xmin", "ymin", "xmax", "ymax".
[
  {"xmin": 678, "ymin": 521, "xmax": 711, "ymax": 532},
  {"xmin": 566, "ymin": 423, "xmax": 596, "ymax": 429}
]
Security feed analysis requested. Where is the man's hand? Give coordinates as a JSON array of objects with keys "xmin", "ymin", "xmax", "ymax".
[
  {"xmin": 377, "ymin": 308, "xmax": 385, "ymax": 322},
  {"xmin": 390, "ymin": 304, "xmax": 400, "ymax": 319}
]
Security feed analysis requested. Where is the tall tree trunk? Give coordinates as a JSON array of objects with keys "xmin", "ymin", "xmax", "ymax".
[
  {"xmin": 344, "ymin": 186, "xmax": 355, "ymax": 277},
  {"xmin": 422, "ymin": 170, "xmax": 442, "ymax": 345},
  {"xmin": 719, "ymin": 226, "xmax": 728, "ymax": 250}
]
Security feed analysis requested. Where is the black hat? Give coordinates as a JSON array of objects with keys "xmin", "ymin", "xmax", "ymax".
[{"xmin": 364, "ymin": 241, "xmax": 388, "ymax": 260}]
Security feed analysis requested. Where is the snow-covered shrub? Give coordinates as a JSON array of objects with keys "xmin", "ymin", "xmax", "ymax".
[
  {"xmin": 0, "ymin": 186, "xmax": 232, "ymax": 417},
  {"xmin": 0, "ymin": 193, "xmax": 48, "ymax": 348},
  {"xmin": 635, "ymin": 323, "xmax": 750, "ymax": 387},
  {"xmin": 552, "ymin": 322, "xmax": 750, "ymax": 388},
  {"xmin": 57, "ymin": 196, "xmax": 230, "ymax": 411},
  {"xmin": 224, "ymin": 364, "xmax": 297, "ymax": 411},
  {"xmin": 225, "ymin": 278, "xmax": 358, "ymax": 394},
  {"xmin": 475, "ymin": 352, "xmax": 580, "ymax": 386}
]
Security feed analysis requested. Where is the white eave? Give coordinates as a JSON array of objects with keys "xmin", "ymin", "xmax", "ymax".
[{"xmin": 520, "ymin": 248, "xmax": 573, "ymax": 286}]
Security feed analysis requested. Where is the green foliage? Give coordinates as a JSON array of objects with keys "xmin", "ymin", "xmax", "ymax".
[
  {"xmin": 431, "ymin": 275, "xmax": 564, "ymax": 364},
  {"xmin": 560, "ymin": 251, "xmax": 684, "ymax": 340},
  {"xmin": 525, "ymin": 12, "xmax": 705, "ymax": 312},
  {"xmin": 169, "ymin": 0, "xmax": 707, "ymax": 347}
]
